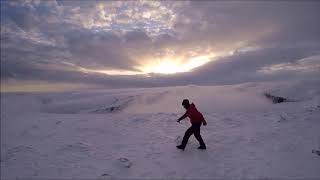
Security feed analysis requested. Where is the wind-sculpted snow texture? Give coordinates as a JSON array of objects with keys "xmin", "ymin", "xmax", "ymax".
[{"xmin": 1, "ymin": 80, "xmax": 320, "ymax": 179}]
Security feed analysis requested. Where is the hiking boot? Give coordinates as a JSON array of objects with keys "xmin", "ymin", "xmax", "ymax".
[
  {"xmin": 198, "ymin": 145, "xmax": 206, "ymax": 150},
  {"xmin": 176, "ymin": 145, "xmax": 185, "ymax": 150}
]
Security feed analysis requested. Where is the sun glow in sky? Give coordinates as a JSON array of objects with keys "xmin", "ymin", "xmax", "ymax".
[
  {"xmin": 138, "ymin": 54, "xmax": 216, "ymax": 74},
  {"xmin": 77, "ymin": 54, "xmax": 217, "ymax": 76}
]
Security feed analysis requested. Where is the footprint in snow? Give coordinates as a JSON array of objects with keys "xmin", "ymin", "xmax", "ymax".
[
  {"xmin": 56, "ymin": 142, "xmax": 91, "ymax": 156},
  {"xmin": 56, "ymin": 121, "xmax": 62, "ymax": 125},
  {"xmin": 101, "ymin": 173, "xmax": 111, "ymax": 177},
  {"xmin": 116, "ymin": 157, "xmax": 132, "ymax": 168},
  {"xmin": 2, "ymin": 145, "xmax": 37, "ymax": 162},
  {"xmin": 131, "ymin": 117, "xmax": 149, "ymax": 123},
  {"xmin": 175, "ymin": 136, "xmax": 182, "ymax": 145}
]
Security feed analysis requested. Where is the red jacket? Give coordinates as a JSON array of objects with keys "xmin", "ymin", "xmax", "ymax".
[{"xmin": 181, "ymin": 103, "xmax": 206, "ymax": 124}]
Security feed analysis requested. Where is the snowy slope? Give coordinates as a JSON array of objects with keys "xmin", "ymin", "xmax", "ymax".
[{"xmin": 1, "ymin": 80, "xmax": 320, "ymax": 179}]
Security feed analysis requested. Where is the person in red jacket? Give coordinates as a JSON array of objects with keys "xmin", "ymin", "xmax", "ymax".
[{"xmin": 176, "ymin": 99, "xmax": 207, "ymax": 150}]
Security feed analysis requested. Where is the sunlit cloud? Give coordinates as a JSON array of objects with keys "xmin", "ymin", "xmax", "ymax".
[
  {"xmin": 79, "ymin": 68, "xmax": 145, "ymax": 76},
  {"xmin": 1, "ymin": 22, "xmax": 56, "ymax": 46},
  {"xmin": 258, "ymin": 55, "xmax": 320, "ymax": 74},
  {"xmin": 56, "ymin": 61, "xmax": 143, "ymax": 76},
  {"xmin": 65, "ymin": 1, "xmax": 183, "ymax": 36}
]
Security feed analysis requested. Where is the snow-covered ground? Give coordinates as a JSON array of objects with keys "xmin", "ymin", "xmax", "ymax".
[{"xmin": 1, "ymin": 79, "xmax": 320, "ymax": 179}]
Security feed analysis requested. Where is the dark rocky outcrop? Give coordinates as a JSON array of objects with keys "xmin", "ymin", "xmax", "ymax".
[
  {"xmin": 264, "ymin": 93, "xmax": 292, "ymax": 104},
  {"xmin": 312, "ymin": 150, "xmax": 320, "ymax": 156}
]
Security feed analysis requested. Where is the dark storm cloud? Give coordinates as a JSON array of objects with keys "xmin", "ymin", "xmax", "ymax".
[{"xmin": 1, "ymin": 0, "xmax": 320, "ymax": 89}]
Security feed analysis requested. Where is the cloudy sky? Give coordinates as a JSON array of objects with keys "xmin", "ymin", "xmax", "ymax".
[{"xmin": 1, "ymin": 0, "xmax": 320, "ymax": 91}]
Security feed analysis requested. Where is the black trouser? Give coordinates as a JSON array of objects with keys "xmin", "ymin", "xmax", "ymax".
[{"xmin": 180, "ymin": 123, "xmax": 206, "ymax": 148}]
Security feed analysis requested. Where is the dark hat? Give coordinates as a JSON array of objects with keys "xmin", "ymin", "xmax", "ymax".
[{"xmin": 182, "ymin": 99, "xmax": 189, "ymax": 106}]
